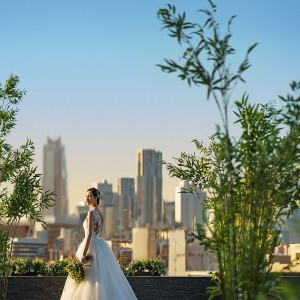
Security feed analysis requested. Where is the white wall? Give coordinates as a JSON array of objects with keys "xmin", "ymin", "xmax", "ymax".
[
  {"xmin": 132, "ymin": 227, "xmax": 149, "ymax": 260},
  {"xmin": 168, "ymin": 228, "xmax": 186, "ymax": 276}
]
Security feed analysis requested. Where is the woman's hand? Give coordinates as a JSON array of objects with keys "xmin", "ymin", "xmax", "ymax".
[{"xmin": 80, "ymin": 254, "xmax": 86, "ymax": 263}]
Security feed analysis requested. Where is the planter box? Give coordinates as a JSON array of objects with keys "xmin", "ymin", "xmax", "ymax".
[
  {"xmin": 7, "ymin": 276, "xmax": 300, "ymax": 300},
  {"xmin": 7, "ymin": 276, "xmax": 216, "ymax": 300}
]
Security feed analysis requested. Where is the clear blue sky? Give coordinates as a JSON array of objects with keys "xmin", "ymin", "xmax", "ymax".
[{"xmin": 1, "ymin": 0, "xmax": 299, "ymax": 213}]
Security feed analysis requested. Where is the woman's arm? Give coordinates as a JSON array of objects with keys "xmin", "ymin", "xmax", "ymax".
[{"xmin": 81, "ymin": 210, "xmax": 93, "ymax": 262}]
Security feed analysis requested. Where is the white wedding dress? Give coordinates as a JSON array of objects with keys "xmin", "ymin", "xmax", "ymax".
[{"xmin": 60, "ymin": 209, "xmax": 137, "ymax": 300}]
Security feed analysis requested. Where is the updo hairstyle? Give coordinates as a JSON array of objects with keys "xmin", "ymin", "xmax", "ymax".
[{"xmin": 87, "ymin": 187, "xmax": 101, "ymax": 205}]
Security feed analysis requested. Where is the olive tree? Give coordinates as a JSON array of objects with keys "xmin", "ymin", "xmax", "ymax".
[
  {"xmin": 158, "ymin": 2, "xmax": 300, "ymax": 299},
  {"xmin": 0, "ymin": 75, "xmax": 55, "ymax": 300}
]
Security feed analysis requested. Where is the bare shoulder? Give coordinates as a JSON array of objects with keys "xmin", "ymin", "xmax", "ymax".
[{"xmin": 87, "ymin": 210, "xmax": 94, "ymax": 219}]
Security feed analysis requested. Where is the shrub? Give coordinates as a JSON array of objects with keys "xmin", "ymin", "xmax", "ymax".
[
  {"xmin": 142, "ymin": 259, "xmax": 166, "ymax": 276},
  {"xmin": 45, "ymin": 259, "xmax": 68, "ymax": 276},
  {"xmin": 10, "ymin": 258, "xmax": 32, "ymax": 276},
  {"xmin": 118, "ymin": 259, "xmax": 135, "ymax": 276},
  {"xmin": 32, "ymin": 258, "xmax": 47, "ymax": 276},
  {"xmin": 128, "ymin": 260, "xmax": 144, "ymax": 274},
  {"xmin": 126, "ymin": 259, "xmax": 166, "ymax": 276},
  {"xmin": 8, "ymin": 257, "xmax": 167, "ymax": 277}
]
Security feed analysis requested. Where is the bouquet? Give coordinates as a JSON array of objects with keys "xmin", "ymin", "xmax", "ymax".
[{"xmin": 64, "ymin": 254, "xmax": 93, "ymax": 285}]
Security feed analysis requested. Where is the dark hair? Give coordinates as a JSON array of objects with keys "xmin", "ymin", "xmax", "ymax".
[{"xmin": 87, "ymin": 187, "xmax": 101, "ymax": 205}]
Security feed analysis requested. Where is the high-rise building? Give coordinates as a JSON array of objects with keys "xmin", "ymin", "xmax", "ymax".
[
  {"xmin": 43, "ymin": 137, "xmax": 68, "ymax": 223},
  {"xmin": 118, "ymin": 178, "xmax": 135, "ymax": 230},
  {"xmin": 93, "ymin": 180, "xmax": 117, "ymax": 239},
  {"xmin": 137, "ymin": 148, "xmax": 162, "ymax": 228},
  {"xmin": 175, "ymin": 181, "xmax": 206, "ymax": 230},
  {"xmin": 93, "ymin": 180, "xmax": 113, "ymax": 206},
  {"xmin": 164, "ymin": 200, "xmax": 175, "ymax": 229}
]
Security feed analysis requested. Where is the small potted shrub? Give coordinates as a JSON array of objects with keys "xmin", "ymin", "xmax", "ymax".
[
  {"xmin": 128, "ymin": 260, "xmax": 145, "ymax": 276},
  {"xmin": 10, "ymin": 258, "xmax": 33, "ymax": 276},
  {"xmin": 142, "ymin": 259, "xmax": 166, "ymax": 276},
  {"xmin": 45, "ymin": 259, "xmax": 68, "ymax": 276},
  {"xmin": 32, "ymin": 258, "xmax": 47, "ymax": 276},
  {"xmin": 118, "ymin": 259, "xmax": 135, "ymax": 277},
  {"xmin": 127, "ymin": 259, "xmax": 166, "ymax": 276}
]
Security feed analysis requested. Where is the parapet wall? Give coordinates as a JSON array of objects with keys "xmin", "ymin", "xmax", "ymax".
[
  {"xmin": 7, "ymin": 276, "xmax": 216, "ymax": 300},
  {"xmin": 7, "ymin": 276, "xmax": 300, "ymax": 300}
]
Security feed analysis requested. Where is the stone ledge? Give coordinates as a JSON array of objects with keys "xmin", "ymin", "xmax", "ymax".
[
  {"xmin": 7, "ymin": 276, "xmax": 216, "ymax": 300},
  {"xmin": 7, "ymin": 276, "xmax": 300, "ymax": 300}
]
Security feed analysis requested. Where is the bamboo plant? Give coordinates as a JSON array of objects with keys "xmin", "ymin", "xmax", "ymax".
[{"xmin": 158, "ymin": 1, "xmax": 300, "ymax": 299}]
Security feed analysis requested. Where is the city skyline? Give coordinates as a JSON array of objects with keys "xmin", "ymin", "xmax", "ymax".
[{"xmin": 2, "ymin": 0, "xmax": 300, "ymax": 213}]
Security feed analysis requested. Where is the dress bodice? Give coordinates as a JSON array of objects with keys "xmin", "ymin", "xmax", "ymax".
[{"xmin": 83, "ymin": 209, "xmax": 102, "ymax": 238}]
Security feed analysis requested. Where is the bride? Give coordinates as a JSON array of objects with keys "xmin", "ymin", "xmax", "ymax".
[{"xmin": 60, "ymin": 187, "xmax": 137, "ymax": 300}]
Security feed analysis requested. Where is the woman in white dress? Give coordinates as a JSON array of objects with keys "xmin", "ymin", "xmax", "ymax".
[{"xmin": 60, "ymin": 187, "xmax": 137, "ymax": 300}]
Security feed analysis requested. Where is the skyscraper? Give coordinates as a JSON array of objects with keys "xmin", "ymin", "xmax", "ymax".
[
  {"xmin": 42, "ymin": 137, "xmax": 68, "ymax": 223},
  {"xmin": 118, "ymin": 178, "xmax": 135, "ymax": 230},
  {"xmin": 93, "ymin": 180, "xmax": 116, "ymax": 239},
  {"xmin": 137, "ymin": 148, "xmax": 162, "ymax": 228},
  {"xmin": 175, "ymin": 181, "xmax": 206, "ymax": 230},
  {"xmin": 94, "ymin": 180, "xmax": 114, "ymax": 206}
]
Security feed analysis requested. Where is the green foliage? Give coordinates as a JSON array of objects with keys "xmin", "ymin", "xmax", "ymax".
[
  {"xmin": 0, "ymin": 74, "xmax": 55, "ymax": 299},
  {"xmin": 10, "ymin": 258, "xmax": 33, "ymax": 276},
  {"xmin": 128, "ymin": 260, "xmax": 144, "ymax": 274},
  {"xmin": 158, "ymin": 1, "xmax": 300, "ymax": 299},
  {"xmin": 9, "ymin": 257, "xmax": 85, "ymax": 277},
  {"xmin": 46, "ymin": 259, "xmax": 69, "ymax": 277},
  {"xmin": 277, "ymin": 280, "xmax": 300, "ymax": 300},
  {"xmin": 0, "ymin": 231, "xmax": 10, "ymax": 300},
  {"xmin": 123, "ymin": 259, "xmax": 167, "ymax": 276},
  {"xmin": 157, "ymin": 1, "xmax": 257, "ymax": 129},
  {"xmin": 0, "ymin": 231, "xmax": 10, "ymax": 277},
  {"xmin": 141, "ymin": 258, "xmax": 167, "ymax": 276},
  {"xmin": 64, "ymin": 254, "xmax": 93, "ymax": 284},
  {"xmin": 31, "ymin": 258, "xmax": 47, "ymax": 276},
  {"xmin": 118, "ymin": 259, "xmax": 135, "ymax": 276},
  {"xmin": 7, "ymin": 257, "xmax": 167, "ymax": 279}
]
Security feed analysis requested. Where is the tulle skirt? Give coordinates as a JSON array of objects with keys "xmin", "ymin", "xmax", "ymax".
[{"xmin": 60, "ymin": 237, "xmax": 137, "ymax": 300}]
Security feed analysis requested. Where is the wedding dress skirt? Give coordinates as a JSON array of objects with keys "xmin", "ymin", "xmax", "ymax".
[{"xmin": 61, "ymin": 210, "xmax": 137, "ymax": 300}]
